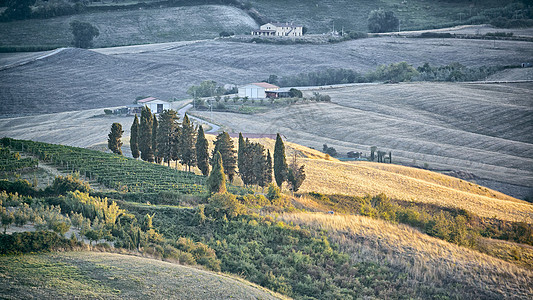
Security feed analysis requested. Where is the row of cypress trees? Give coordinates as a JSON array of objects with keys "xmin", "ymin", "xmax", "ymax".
[{"xmin": 124, "ymin": 106, "xmax": 304, "ymax": 192}]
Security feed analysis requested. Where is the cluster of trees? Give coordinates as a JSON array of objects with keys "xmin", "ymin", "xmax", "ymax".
[
  {"xmin": 0, "ymin": 0, "xmax": 85, "ymax": 21},
  {"xmin": 187, "ymin": 80, "xmax": 236, "ymax": 98},
  {"xmin": 109, "ymin": 106, "xmax": 305, "ymax": 193},
  {"xmin": 367, "ymin": 9, "xmax": 399, "ymax": 33}
]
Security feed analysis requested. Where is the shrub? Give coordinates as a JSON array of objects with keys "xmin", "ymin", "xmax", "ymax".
[
  {"xmin": 0, "ymin": 231, "xmax": 80, "ymax": 254},
  {"xmin": 0, "ymin": 179, "xmax": 35, "ymax": 197},
  {"xmin": 45, "ymin": 174, "xmax": 90, "ymax": 195},
  {"xmin": 266, "ymin": 183, "xmax": 281, "ymax": 201},
  {"xmin": 206, "ymin": 192, "xmax": 245, "ymax": 219}
]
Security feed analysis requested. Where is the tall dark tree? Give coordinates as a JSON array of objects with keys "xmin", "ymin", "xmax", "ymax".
[
  {"xmin": 179, "ymin": 114, "xmax": 197, "ymax": 172},
  {"xmin": 287, "ymin": 154, "xmax": 306, "ymax": 193},
  {"xmin": 107, "ymin": 123, "xmax": 123, "ymax": 155},
  {"xmin": 156, "ymin": 109, "xmax": 179, "ymax": 167},
  {"xmin": 207, "ymin": 151, "xmax": 226, "ymax": 194},
  {"xmin": 139, "ymin": 106, "xmax": 154, "ymax": 162},
  {"xmin": 251, "ymin": 143, "xmax": 269, "ymax": 188},
  {"xmin": 238, "ymin": 133, "xmax": 246, "ymax": 177},
  {"xmin": 130, "ymin": 114, "xmax": 140, "ymax": 159},
  {"xmin": 265, "ymin": 149, "xmax": 273, "ymax": 186},
  {"xmin": 274, "ymin": 133, "xmax": 288, "ymax": 188},
  {"xmin": 212, "ymin": 132, "xmax": 237, "ymax": 182},
  {"xmin": 70, "ymin": 20, "xmax": 100, "ymax": 48},
  {"xmin": 196, "ymin": 126, "xmax": 210, "ymax": 176},
  {"xmin": 152, "ymin": 114, "xmax": 163, "ymax": 164},
  {"xmin": 238, "ymin": 134, "xmax": 254, "ymax": 186}
]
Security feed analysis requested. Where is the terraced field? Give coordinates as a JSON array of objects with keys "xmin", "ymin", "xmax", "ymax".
[{"xmin": 0, "ymin": 252, "xmax": 284, "ymax": 299}]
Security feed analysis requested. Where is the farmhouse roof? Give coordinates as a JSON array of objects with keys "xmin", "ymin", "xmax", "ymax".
[
  {"xmin": 270, "ymin": 22, "xmax": 302, "ymax": 28},
  {"xmin": 250, "ymin": 82, "xmax": 280, "ymax": 89},
  {"xmin": 137, "ymin": 97, "xmax": 158, "ymax": 103}
]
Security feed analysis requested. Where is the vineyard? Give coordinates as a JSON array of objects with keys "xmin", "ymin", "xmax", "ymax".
[
  {"xmin": 0, "ymin": 138, "xmax": 205, "ymax": 194},
  {"xmin": 0, "ymin": 145, "xmax": 38, "ymax": 172}
]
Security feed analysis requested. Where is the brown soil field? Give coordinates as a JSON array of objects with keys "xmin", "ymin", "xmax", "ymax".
[
  {"xmin": 1, "ymin": 36, "xmax": 533, "ymax": 116},
  {"xmin": 193, "ymin": 81, "xmax": 533, "ymax": 199},
  {"xmin": 280, "ymin": 213, "xmax": 533, "ymax": 299}
]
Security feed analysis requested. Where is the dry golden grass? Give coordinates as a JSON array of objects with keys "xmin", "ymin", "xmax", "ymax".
[
  {"xmin": 298, "ymin": 158, "xmax": 533, "ymax": 223},
  {"xmin": 280, "ymin": 212, "xmax": 533, "ymax": 298}
]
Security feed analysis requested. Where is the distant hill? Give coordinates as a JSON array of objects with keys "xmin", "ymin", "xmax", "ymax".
[{"xmin": 0, "ymin": 251, "xmax": 285, "ymax": 299}]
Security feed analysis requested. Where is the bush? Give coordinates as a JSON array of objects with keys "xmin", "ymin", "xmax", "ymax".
[
  {"xmin": 0, "ymin": 231, "xmax": 80, "ymax": 254},
  {"xmin": 0, "ymin": 179, "xmax": 35, "ymax": 197},
  {"xmin": 266, "ymin": 183, "xmax": 281, "ymax": 201},
  {"xmin": 206, "ymin": 192, "xmax": 245, "ymax": 219},
  {"xmin": 45, "ymin": 174, "xmax": 90, "ymax": 195}
]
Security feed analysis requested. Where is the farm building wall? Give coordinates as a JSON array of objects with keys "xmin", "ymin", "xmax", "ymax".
[{"xmin": 239, "ymin": 86, "xmax": 266, "ymax": 99}]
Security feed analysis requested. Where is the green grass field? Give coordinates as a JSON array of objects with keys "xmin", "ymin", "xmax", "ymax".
[{"xmin": 0, "ymin": 252, "xmax": 284, "ymax": 299}]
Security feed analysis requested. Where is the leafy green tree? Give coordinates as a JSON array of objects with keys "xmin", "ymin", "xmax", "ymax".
[
  {"xmin": 140, "ymin": 106, "xmax": 154, "ymax": 162},
  {"xmin": 368, "ymin": 9, "xmax": 399, "ymax": 33},
  {"xmin": 179, "ymin": 114, "xmax": 196, "ymax": 172},
  {"xmin": 207, "ymin": 151, "xmax": 226, "ymax": 194},
  {"xmin": 274, "ymin": 133, "xmax": 288, "ymax": 188},
  {"xmin": 289, "ymin": 88, "xmax": 303, "ymax": 98},
  {"xmin": 156, "ymin": 109, "xmax": 179, "ymax": 167},
  {"xmin": 187, "ymin": 80, "xmax": 224, "ymax": 98},
  {"xmin": 70, "ymin": 20, "xmax": 99, "ymax": 48},
  {"xmin": 196, "ymin": 126, "xmax": 210, "ymax": 176},
  {"xmin": 130, "ymin": 114, "xmax": 140, "ymax": 159},
  {"xmin": 107, "ymin": 123, "xmax": 123, "ymax": 155},
  {"xmin": 212, "ymin": 132, "xmax": 237, "ymax": 182},
  {"xmin": 1, "ymin": 0, "xmax": 35, "ymax": 21},
  {"xmin": 287, "ymin": 154, "xmax": 306, "ymax": 192}
]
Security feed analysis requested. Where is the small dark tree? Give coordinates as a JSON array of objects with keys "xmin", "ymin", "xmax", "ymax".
[
  {"xmin": 152, "ymin": 114, "xmax": 162, "ymax": 164},
  {"xmin": 156, "ymin": 109, "xmax": 179, "ymax": 166},
  {"xmin": 207, "ymin": 151, "xmax": 226, "ymax": 194},
  {"xmin": 179, "ymin": 114, "xmax": 197, "ymax": 172},
  {"xmin": 130, "ymin": 114, "xmax": 140, "ymax": 159},
  {"xmin": 139, "ymin": 106, "xmax": 154, "ymax": 162},
  {"xmin": 370, "ymin": 146, "xmax": 377, "ymax": 162},
  {"xmin": 289, "ymin": 88, "xmax": 303, "ymax": 98},
  {"xmin": 274, "ymin": 133, "xmax": 288, "ymax": 188},
  {"xmin": 196, "ymin": 126, "xmax": 210, "ymax": 176},
  {"xmin": 368, "ymin": 9, "xmax": 399, "ymax": 33},
  {"xmin": 70, "ymin": 20, "xmax": 99, "ymax": 48},
  {"xmin": 107, "ymin": 123, "xmax": 123, "ymax": 155},
  {"xmin": 212, "ymin": 132, "xmax": 237, "ymax": 182},
  {"xmin": 287, "ymin": 154, "xmax": 306, "ymax": 193}
]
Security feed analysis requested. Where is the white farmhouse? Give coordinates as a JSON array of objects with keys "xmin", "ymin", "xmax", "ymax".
[
  {"xmin": 238, "ymin": 82, "xmax": 280, "ymax": 99},
  {"xmin": 137, "ymin": 97, "xmax": 170, "ymax": 114},
  {"xmin": 252, "ymin": 22, "xmax": 304, "ymax": 37}
]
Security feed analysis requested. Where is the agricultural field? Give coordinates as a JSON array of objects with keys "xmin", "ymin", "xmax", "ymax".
[
  {"xmin": 193, "ymin": 81, "xmax": 533, "ymax": 200},
  {"xmin": 1, "ymin": 36, "xmax": 533, "ymax": 117},
  {"xmin": 0, "ymin": 252, "xmax": 284, "ymax": 299},
  {"xmin": 252, "ymin": 0, "xmax": 524, "ymax": 33},
  {"xmin": 0, "ymin": 5, "xmax": 257, "ymax": 49}
]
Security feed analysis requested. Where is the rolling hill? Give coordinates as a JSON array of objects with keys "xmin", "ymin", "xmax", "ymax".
[
  {"xmin": 1, "ymin": 36, "xmax": 532, "ymax": 117},
  {"xmin": 0, "ymin": 251, "xmax": 285, "ymax": 299}
]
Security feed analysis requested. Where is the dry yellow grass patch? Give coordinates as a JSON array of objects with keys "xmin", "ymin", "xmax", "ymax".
[
  {"xmin": 281, "ymin": 213, "xmax": 533, "ymax": 298},
  {"xmin": 298, "ymin": 158, "xmax": 533, "ymax": 223}
]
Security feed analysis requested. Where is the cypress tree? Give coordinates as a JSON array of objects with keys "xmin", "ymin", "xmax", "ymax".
[
  {"xmin": 152, "ymin": 114, "xmax": 161, "ymax": 164},
  {"xmin": 274, "ymin": 133, "xmax": 288, "ymax": 188},
  {"xmin": 196, "ymin": 125, "xmax": 210, "ymax": 176},
  {"xmin": 238, "ymin": 133, "xmax": 245, "ymax": 177},
  {"xmin": 212, "ymin": 131, "xmax": 237, "ymax": 182},
  {"xmin": 156, "ymin": 109, "xmax": 179, "ymax": 167},
  {"xmin": 107, "ymin": 122, "xmax": 123, "ymax": 155},
  {"xmin": 207, "ymin": 151, "xmax": 226, "ymax": 194},
  {"xmin": 139, "ymin": 106, "xmax": 154, "ymax": 162},
  {"xmin": 130, "ymin": 114, "xmax": 140, "ymax": 159},
  {"xmin": 265, "ymin": 149, "xmax": 273, "ymax": 185},
  {"xmin": 251, "ymin": 143, "xmax": 269, "ymax": 188},
  {"xmin": 179, "ymin": 114, "xmax": 197, "ymax": 172},
  {"xmin": 238, "ymin": 134, "xmax": 254, "ymax": 186}
]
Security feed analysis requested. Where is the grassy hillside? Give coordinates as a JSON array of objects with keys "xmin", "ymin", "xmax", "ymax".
[
  {"xmin": 192, "ymin": 81, "xmax": 533, "ymax": 199},
  {"xmin": 280, "ymin": 213, "xmax": 533, "ymax": 298},
  {"xmin": 249, "ymin": 0, "xmax": 518, "ymax": 33},
  {"xmin": 0, "ymin": 252, "xmax": 284, "ymax": 299},
  {"xmin": 1, "ymin": 36, "xmax": 532, "ymax": 117},
  {"xmin": 0, "ymin": 5, "xmax": 257, "ymax": 49}
]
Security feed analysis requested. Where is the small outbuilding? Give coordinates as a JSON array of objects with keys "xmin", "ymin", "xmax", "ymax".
[
  {"xmin": 137, "ymin": 97, "xmax": 170, "ymax": 114},
  {"xmin": 238, "ymin": 82, "xmax": 280, "ymax": 99}
]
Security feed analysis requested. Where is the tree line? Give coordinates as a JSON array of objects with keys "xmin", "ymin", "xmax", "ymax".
[{"xmin": 108, "ymin": 106, "xmax": 305, "ymax": 193}]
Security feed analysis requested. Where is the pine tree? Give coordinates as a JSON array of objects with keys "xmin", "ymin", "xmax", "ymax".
[
  {"xmin": 130, "ymin": 114, "xmax": 140, "ymax": 159},
  {"xmin": 152, "ymin": 114, "xmax": 161, "ymax": 164},
  {"xmin": 139, "ymin": 106, "xmax": 154, "ymax": 162},
  {"xmin": 212, "ymin": 131, "xmax": 237, "ymax": 182},
  {"xmin": 156, "ymin": 109, "xmax": 179, "ymax": 167},
  {"xmin": 179, "ymin": 114, "xmax": 197, "ymax": 172},
  {"xmin": 107, "ymin": 123, "xmax": 123, "ymax": 155},
  {"xmin": 274, "ymin": 133, "xmax": 288, "ymax": 188},
  {"xmin": 287, "ymin": 153, "xmax": 306, "ymax": 192},
  {"xmin": 207, "ymin": 151, "xmax": 226, "ymax": 194},
  {"xmin": 196, "ymin": 125, "xmax": 210, "ymax": 176}
]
